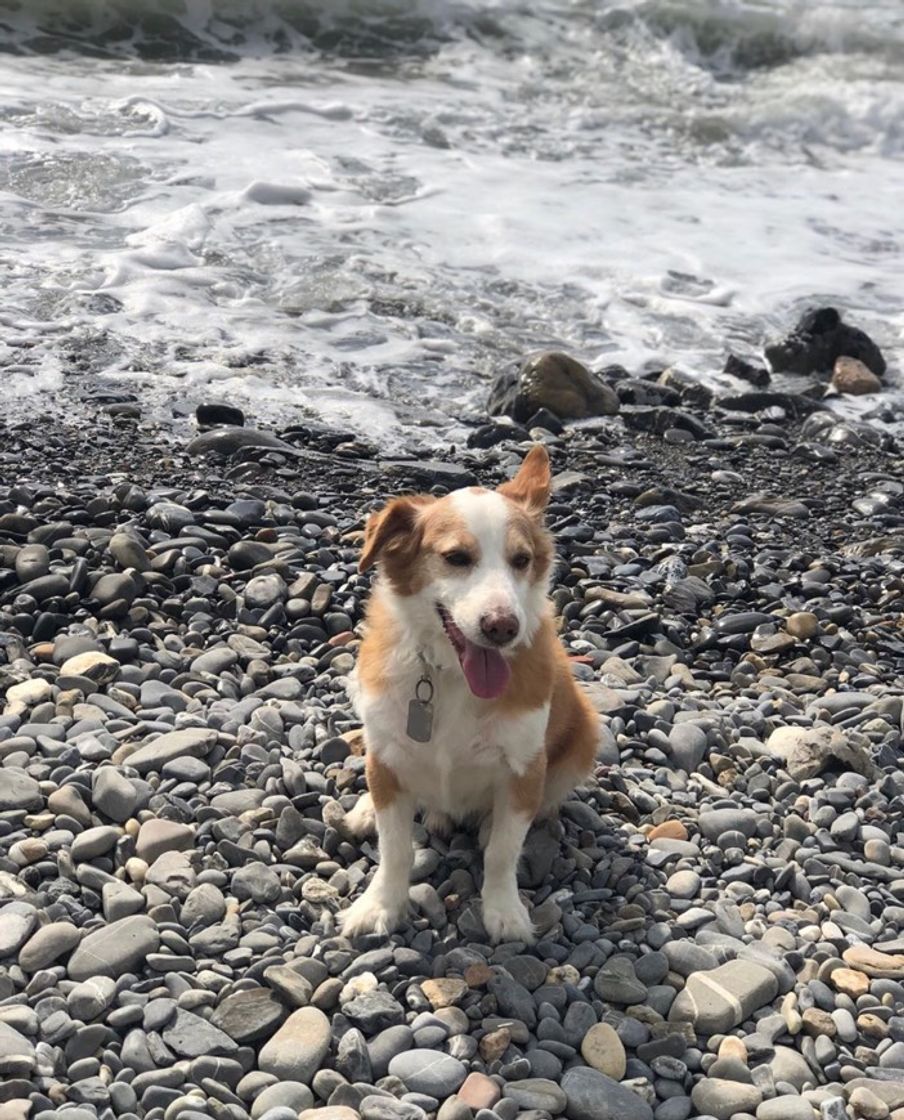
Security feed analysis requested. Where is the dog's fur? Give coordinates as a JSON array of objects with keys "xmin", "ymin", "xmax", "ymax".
[{"xmin": 339, "ymin": 445, "xmax": 598, "ymax": 943}]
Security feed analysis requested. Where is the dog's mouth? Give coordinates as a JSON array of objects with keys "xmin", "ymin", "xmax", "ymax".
[{"xmin": 437, "ymin": 604, "xmax": 511, "ymax": 701}]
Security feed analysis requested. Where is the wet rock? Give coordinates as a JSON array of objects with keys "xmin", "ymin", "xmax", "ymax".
[
  {"xmin": 658, "ymin": 367, "xmax": 714, "ymax": 409},
  {"xmin": 621, "ymin": 406, "xmax": 713, "ymax": 440},
  {"xmin": 724, "ymin": 353, "xmax": 770, "ymax": 389},
  {"xmin": 196, "ymin": 402, "xmax": 245, "ymax": 427},
  {"xmin": 187, "ymin": 427, "xmax": 296, "ymax": 456},
  {"xmin": 488, "ymin": 351, "xmax": 619, "ymax": 422},
  {"xmin": 832, "ymin": 355, "xmax": 882, "ymax": 395},
  {"xmin": 765, "ymin": 307, "xmax": 886, "ymax": 378}
]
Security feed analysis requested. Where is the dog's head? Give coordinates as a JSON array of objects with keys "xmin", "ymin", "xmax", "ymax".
[{"xmin": 359, "ymin": 445, "xmax": 554, "ymax": 700}]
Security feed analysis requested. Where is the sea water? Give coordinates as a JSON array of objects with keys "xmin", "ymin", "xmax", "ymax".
[{"xmin": 1, "ymin": 0, "xmax": 902, "ymax": 448}]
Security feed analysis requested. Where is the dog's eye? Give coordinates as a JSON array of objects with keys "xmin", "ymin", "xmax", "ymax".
[
  {"xmin": 444, "ymin": 550, "xmax": 473, "ymax": 568},
  {"xmin": 511, "ymin": 552, "xmax": 531, "ymax": 571}
]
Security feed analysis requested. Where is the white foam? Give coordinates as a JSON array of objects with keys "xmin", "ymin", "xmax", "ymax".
[{"xmin": 0, "ymin": 0, "xmax": 902, "ymax": 439}]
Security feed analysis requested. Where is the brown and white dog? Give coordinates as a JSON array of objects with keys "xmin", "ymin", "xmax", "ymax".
[{"xmin": 339, "ymin": 445, "xmax": 598, "ymax": 943}]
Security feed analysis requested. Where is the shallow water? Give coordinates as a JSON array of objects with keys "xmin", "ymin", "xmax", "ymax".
[{"xmin": 1, "ymin": 0, "xmax": 903, "ymax": 447}]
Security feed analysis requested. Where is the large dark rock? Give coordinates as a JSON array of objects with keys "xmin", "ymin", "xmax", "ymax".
[
  {"xmin": 488, "ymin": 351, "xmax": 619, "ymax": 422},
  {"xmin": 381, "ymin": 460, "xmax": 477, "ymax": 489},
  {"xmin": 658, "ymin": 367, "xmax": 714, "ymax": 409},
  {"xmin": 613, "ymin": 379, "xmax": 681, "ymax": 408},
  {"xmin": 620, "ymin": 407, "xmax": 713, "ymax": 440},
  {"xmin": 186, "ymin": 427, "xmax": 296, "ymax": 456},
  {"xmin": 724, "ymin": 353, "xmax": 770, "ymax": 388},
  {"xmin": 717, "ymin": 391, "xmax": 824, "ymax": 418},
  {"xmin": 196, "ymin": 402, "xmax": 245, "ymax": 427},
  {"xmin": 466, "ymin": 421, "xmax": 530, "ymax": 449},
  {"xmin": 765, "ymin": 307, "xmax": 886, "ymax": 378}
]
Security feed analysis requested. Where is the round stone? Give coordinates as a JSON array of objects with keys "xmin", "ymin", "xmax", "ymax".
[
  {"xmin": 388, "ymin": 1051, "xmax": 467, "ymax": 1098},
  {"xmin": 580, "ymin": 1023, "xmax": 626, "ymax": 1080},
  {"xmin": 258, "ymin": 1008, "xmax": 331, "ymax": 1084}
]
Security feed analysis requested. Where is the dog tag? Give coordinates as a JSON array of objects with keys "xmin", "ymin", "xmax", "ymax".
[{"xmin": 406, "ymin": 676, "xmax": 434, "ymax": 743}]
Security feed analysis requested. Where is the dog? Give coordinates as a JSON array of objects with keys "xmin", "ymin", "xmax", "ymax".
[{"xmin": 339, "ymin": 444, "xmax": 598, "ymax": 943}]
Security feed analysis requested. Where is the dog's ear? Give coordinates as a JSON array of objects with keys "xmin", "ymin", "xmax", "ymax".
[
  {"xmin": 498, "ymin": 444, "xmax": 551, "ymax": 518},
  {"xmin": 359, "ymin": 495, "xmax": 433, "ymax": 573}
]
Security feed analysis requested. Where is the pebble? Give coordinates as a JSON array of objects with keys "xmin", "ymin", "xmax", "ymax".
[
  {"xmin": 561, "ymin": 1067, "xmax": 654, "ymax": 1120},
  {"xmin": 580, "ymin": 1023, "xmax": 627, "ymax": 1080},
  {"xmin": 388, "ymin": 1051, "xmax": 468, "ymax": 1097},
  {"xmin": 67, "ymin": 915, "xmax": 160, "ymax": 980},
  {"xmin": 258, "ymin": 1008, "xmax": 332, "ymax": 1083}
]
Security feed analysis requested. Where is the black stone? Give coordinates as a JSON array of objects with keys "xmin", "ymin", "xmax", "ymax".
[
  {"xmin": 724, "ymin": 353, "xmax": 771, "ymax": 389},
  {"xmin": 196, "ymin": 403, "xmax": 245, "ymax": 427},
  {"xmin": 765, "ymin": 306, "xmax": 886, "ymax": 378}
]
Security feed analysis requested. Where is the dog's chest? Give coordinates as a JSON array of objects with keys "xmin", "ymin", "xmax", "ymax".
[{"xmin": 351, "ymin": 664, "xmax": 547, "ymax": 814}]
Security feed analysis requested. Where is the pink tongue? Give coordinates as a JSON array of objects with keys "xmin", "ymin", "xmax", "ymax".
[{"xmin": 460, "ymin": 639, "xmax": 511, "ymax": 699}]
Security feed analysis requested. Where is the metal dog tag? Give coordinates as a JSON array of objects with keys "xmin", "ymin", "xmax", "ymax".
[{"xmin": 406, "ymin": 676, "xmax": 434, "ymax": 743}]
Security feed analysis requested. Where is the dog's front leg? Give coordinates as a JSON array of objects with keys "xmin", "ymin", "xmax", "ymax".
[
  {"xmin": 480, "ymin": 751, "xmax": 545, "ymax": 944},
  {"xmin": 340, "ymin": 755, "xmax": 415, "ymax": 940}
]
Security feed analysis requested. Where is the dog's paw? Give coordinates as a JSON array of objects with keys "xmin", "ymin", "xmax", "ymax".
[
  {"xmin": 339, "ymin": 888, "xmax": 407, "ymax": 940},
  {"xmin": 482, "ymin": 894, "xmax": 535, "ymax": 945},
  {"xmin": 341, "ymin": 792, "xmax": 377, "ymax": 840}
]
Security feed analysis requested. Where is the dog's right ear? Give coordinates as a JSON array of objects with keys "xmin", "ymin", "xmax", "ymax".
[
  {"xmin": 498, "ymin": 443, "xmax": 551, "ymax": 519},
  {"xmin": 359, "ymin": 495, "xmax": 433, "ymax": 573}
]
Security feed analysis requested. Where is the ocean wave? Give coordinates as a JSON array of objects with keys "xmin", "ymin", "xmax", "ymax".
[{"xmin": 1, "ymin": 0, "xmax": 902, "ymax": 67}]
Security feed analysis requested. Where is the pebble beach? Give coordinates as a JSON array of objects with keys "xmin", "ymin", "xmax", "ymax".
[{"xmin": 2, "ymin": 337, "xmax": 904, "ymax": 1120}]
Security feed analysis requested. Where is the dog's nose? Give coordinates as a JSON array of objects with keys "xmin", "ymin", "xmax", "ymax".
[{"xmin": 480, "ymin": 611, "xmax": 520, "ymax": 646}]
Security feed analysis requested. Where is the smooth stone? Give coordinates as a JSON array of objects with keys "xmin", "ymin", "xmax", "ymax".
[
  {"xmin": 503, "ymin": 1079, "xmax": 567, "ymax": 1115},
  {"xmin": 580, "ymin": 1023, "xmax": 627, "ymax": 1080},
  {"xmin": 210, "ymin": 988, "xmax": 286, "ymax": 1043},
  {"xmin": 70, "ymin": 825, "xmax": 121, "ymax": 861},
  {"xmin": 0, "ymin": 903, "xmax": 37, "ymax": 956},
  {"xmin": 92, "ymin": 767, "xmax": 139, "ymax": 823},
  {"xmin": 162, "ymin": 1009, "xmax": 238, "ymax": 1058},
  {"xmin": 251, "ymin": 1083, "xmax": 315, "ymax": 1120},
  {"xmin": 258, "ymin": 1007, "xmax": 331, "ymax": 1084},
  {"xmin": 691, "ymin": 1079, "xmax": 762, "ymax": 1120},
  {"xmin": 136, "ymin": 819, "xmax": 194, "ymax": 863},
  {"xmin": 0, "ymin": 769, "xmax": 42, "ymax": 811},
  {"xmin": 18, "ymin": 921, "xmax": 81, "ymax": 972},
  {"xmin": 561, "ymin": 1067, "xmax": 653, "ymax": 1120},
  {"xmin": 68, "ymin": 916, "xmax": 160, "ymax": 981},
  {"xmin": 669, "ymin": 961, "xmax": 778, "ymax": 1034},
  {"xmin": 114, "ymin": 727, "xmax": 217, "ymax": 773},
  {"xmin": 388, "ymin": 1051, "xmax": 468, "ymax": 1098},
  {"xmin": 756, "ymin": 1098, "xmax": 816, "ymax": 1119}
]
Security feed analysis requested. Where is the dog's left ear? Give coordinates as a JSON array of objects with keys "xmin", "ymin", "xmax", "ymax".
[
  {"xmin": 359, "ymin": 495, "xmax": 433, "ymax": 573},
  {"xmin": 498, "ymin": 444, "xmax": 551, "ymax": 518}
]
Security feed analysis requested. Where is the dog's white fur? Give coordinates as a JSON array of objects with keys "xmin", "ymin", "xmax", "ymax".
[{"xmin": 339, "ymin": 448, "xmax": 597, "ymax": 944}]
